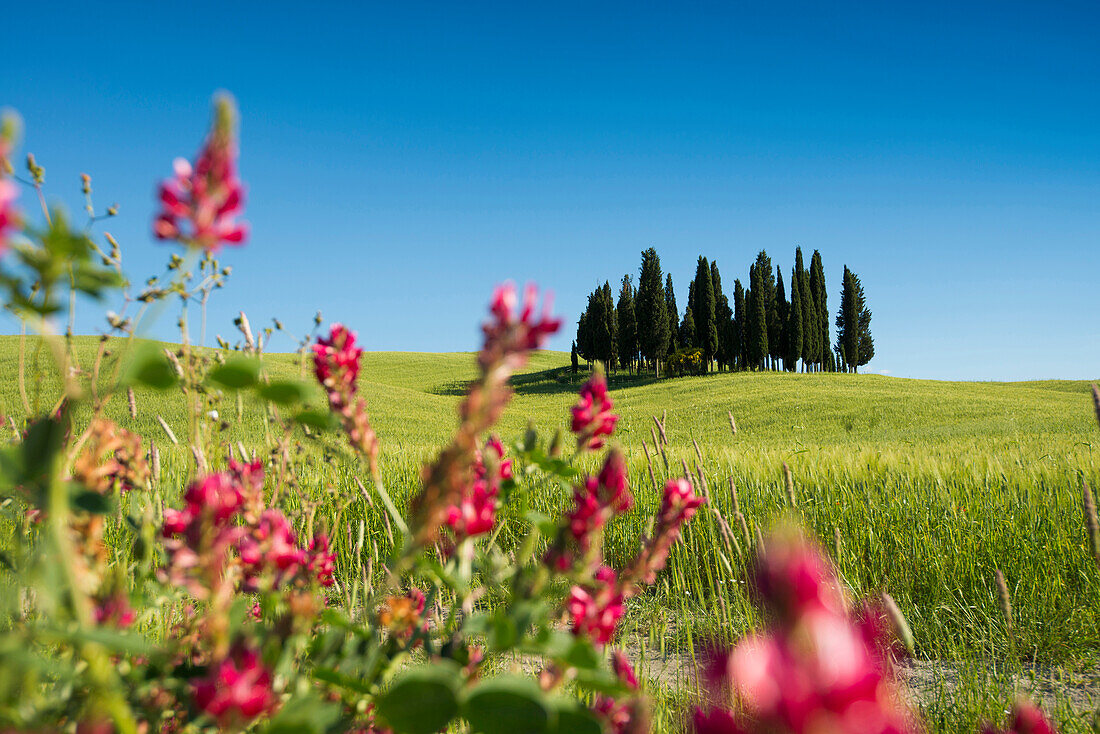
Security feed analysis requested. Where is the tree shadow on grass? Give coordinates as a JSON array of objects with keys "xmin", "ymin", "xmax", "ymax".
[{"xmin": 430, "ymin": 365, "xmax": 664, "ymax": 397}]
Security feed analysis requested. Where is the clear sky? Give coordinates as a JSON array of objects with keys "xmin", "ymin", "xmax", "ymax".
[{"xmin": 2, "ymin": 1, "xmax": 1097, "ymax": 380}]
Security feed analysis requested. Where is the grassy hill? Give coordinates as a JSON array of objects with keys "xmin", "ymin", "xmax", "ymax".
[{"xmin": 3, "ymin": 335, "xmax": 1100, "ymax": 728}]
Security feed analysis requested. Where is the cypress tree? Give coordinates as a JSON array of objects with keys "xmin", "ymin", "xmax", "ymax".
[
  {"xmin": 664, "ymin": 274, "xmax": 679, "ymax": 354},
  {"xmin": 570, "ymin": 341, "xmax": 579, "ymax": 373},
  {"xmin": 680, "ymin": 305, "xmax": 696, "ymax": 350},
  {"xmin": 732, "ymin": 279, "xmax": 746, "ymax": 370},
  {"xmin": 774, "ymin": 267, "xmax": 788, "ymax": 370},
  {"xmin": 576, "ymin": 292, "xmax": 595, "ymax": 365},
  {"xmin": 835, "ymin": 266, "xmax": 874, "ymax": 372},
  {"xmin": 601, "ymin": 281, "xmax": 618, "ymax": 370},
  {"xmin": 751, "ymin": 251, "xmax": 776, "ymax": 369},
  {"xmin": 616, "ymin": 275, "xmax": 638, "ymax": 373},
  {"xmin": 794, "ymin": 247, "xmax": 813, "ymax": 372},
  {"xmin": 746, "ymin": 263, "xmax": 769, "ymax": 369},
  {"xmin": 636, "ymin": 248, "xmax": 670, "ymax": 376},
  {"xmin": 809, "ymin": 250, "xmax": 827, "ymax": 372},
  {"xmin": 836, "ymin": 266, "xmax": 858, "ymax": 372},
  {"xmin": 692, "ymin": 256, "xmax": 718, "ymax": 371},
  {"xmin": 787, "ymin": 265, "xmax": 803, "ymax": 371},
  {"xmin": 712, "ymin": 260, "xmax": 732, "ymax": 371}
]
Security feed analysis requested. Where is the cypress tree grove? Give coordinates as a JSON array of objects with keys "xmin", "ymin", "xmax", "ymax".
[
  {"xmin": 787, "ymin": 265, "xmax": 803, "ymax": 371},
  {"xmin": 636, "ymin": 247, "xmax": 670, "ymax": 376},
  {"xmin": 616, "ymin": 274, "xmax": 638, "ymax": 373},
  {"xmin": 733, "ymin": 279, "xmax": 747, "ymax": 370},
  {"xmin": 664, "ymin": 274, "xmax": 679, "ymax": 354}
]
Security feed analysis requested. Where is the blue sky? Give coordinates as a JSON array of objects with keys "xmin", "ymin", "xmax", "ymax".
[{"xmin": 1, "ymin": 1, "xmax": 1097, "ymax": 380}]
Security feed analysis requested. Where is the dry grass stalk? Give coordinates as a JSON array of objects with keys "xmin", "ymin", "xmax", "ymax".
[
  {"xmin": 1084, "ymin": 481, "xmax": 1100, "ymax": 570},
  {"xmin": 783, "ymin": 461, "xmax": 797, "ymax": 507},
  {"xmin": 155, "ymin": 415, "xmax": 178, "ymax": 445},
  {"xmin": 1093, "ymin": 383, "xmax": 1100, "ymax": 429},
  {"xmin": 833, "ymin": 526, "xmax": 842, "ymax": 563},
  {"xmin": 882, "ymin": 592, "xmax": 916, "ymax": 656},
  {"xmin": 728, "ymin": 410, "xmax": 737, "ymax": 435},
  {"xmin": 728, "ymin": 476, "xmax": 740, "ymax": 515},
  {"xmin": 994, "ymin": 569, "xmax": 1012, "ymax": 631},
  {"xmin": 735, "ymin": 511, "xmax": 752, "ymax": 553},
  {"xmin": 127, "ymin": 386, "xmax": 137, "ymax": 420},
  {"xmin": 641, "ymin": 439, "xmax": 659, "ymax": 493}
]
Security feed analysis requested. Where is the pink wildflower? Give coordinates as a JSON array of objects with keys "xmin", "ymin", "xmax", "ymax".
[
  {"xmin": 445, "ymin": 436, "xmax": 513, "ymax": 541},
  {"xmin": 626, "ymin": 477, "xmax": 704, "ymax": 585},
  {"xmin": 982, "ymin": 700, "xmax": 1057, "ymax": 734},
  {"xmin": 445, "ymin": 477, "xmax": 498, "ymax": 539},
  {"xmin": 192, "ymin": 643, "xmax": 276, "ymax": 725},
  {"xmin": 480, "ymin": 282, "xmax": 562, "ymax": 371},
  {"xmin": 307, "ymin": 533, "xmax": 336, "ymax": 587},
  {"xmin": 0, "ymin": 179, "xmax": 18, "ymax": 254},
  {"xmin": 568, "ymin": 565, "xmax": 625, "ymax": 645},
  {"xmin": 312, "ymin": 323, "xmax": 379, "ymax": 472},
  {"xmin": 592, "ymin": 650, "xmax": 642, "ymax": 733},
  {"xmin": 571, "ymin": 370, "xmax": 618, "ymax": 451},
  {"xmin": 691, "ymin": 530, "xmax": 919, "ymax": 734},
  {"xmin": 93, "ymin": 590, "xmax": 135, "ymax": 628},
  {"xmin": 154, "ymin": 94, "xmax": 247, "ymax": 250},
  {"xmin": 547, "ymin": 448, "xmax": 632, "ymax": 571},
  {"xmin": 237, "ymin": 509, "xmax": 305, "ymax": 592}
]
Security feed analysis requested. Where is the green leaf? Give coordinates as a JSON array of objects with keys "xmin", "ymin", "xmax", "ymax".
[
  {"xmin": 295, "ymin": 409, "xmax": 337, "ymax": 431},
  {"xmin": 573, "ymin": 668, "xmax": 630, "ymax": 697},
  {"xmin": 209, "ymin": 357, "xmax": 261, "ymax": 389},
  {"xmin": 548, "ymin": 700, "xmax": 603, "ymax": 734},
  {"xmin": 258, "ymin": 380, "xmax": 309, "ymax": 406},
  {"xmin": 523, "ymin": 510, "xmax": 559, "ymax": 539},
  {"xmin": 375, "ymin": 661, "xmax": 461, "ymax": 734},
  {"xmin": 70, "ymin": 487, "xmax": 113, "ymax": 514},
  {"xmin": 125, "ymin": 346, "xmax": 178, "ymax": 390},
  {"xmin": 261, "ymin": 693, "xmax": 342, "ymax": 734},
  {"xmin": 462, "ymin": 676, "xmax": 550, "ymax": 734}
]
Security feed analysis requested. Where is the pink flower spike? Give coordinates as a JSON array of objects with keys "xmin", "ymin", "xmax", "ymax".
[
  {"xmin": 153, "ymin": 94, "xmax": 248, "ymax": 251},
  {"xmin": 571, "ymin": 371, "xmax": 618, "ymax": 451},
  {"xmin": 192, "ymin": 643, "xmax": 276, "ymax": 725}
]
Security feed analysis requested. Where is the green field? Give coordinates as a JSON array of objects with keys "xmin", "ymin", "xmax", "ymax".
[{"xmin": 3, "ymin": 335, "xmax": 1099, "ymax": 731}]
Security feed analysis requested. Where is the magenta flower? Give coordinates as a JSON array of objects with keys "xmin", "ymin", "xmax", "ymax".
[
  {"xmin": 192, "ymin": 643, "xmax": 276, "ymax": 725},
  {"xmin": 592, "ymin": 650, "xmax": 642, "ymax": 733},
  {"xmin": 691, "ymin": 530, "xmax": 919, "ymax": 734},
  {"xmin": 307, "ymin": 533, "xmax": 337, "ymax": 587},
  {"xmin": 571, "ymin": 371, "xmax": 618, "ymax": 451},
  {"xmin": 154, "ymin": 94, "xmax": 248, "ymax": 250},
  {"xmin": 237, "ymin": 509, "xmax": 305, "ymax": 592},
  {"xmin": 546, "ymin": 448, "xmax": 632, "ymax": 572},
  {"xmin": 982, "ymin": 700, "xmax": 1057, "ymax": 734},
  {"xmin": 0, "ymin": 178, "xmax": 18, "ymax": 254},
  {"xmin": 93, "ymin": 590, "xmax": 135, "ymax": 628},
  {"xmin": 313, "ymin": 323, "xmax": 379, "ymax": 471},
  {"xmin": 445, "ymin": 436, "xmax": 515, "ymax": 541},
  {"xmin": 568, "ymin": 565, "xmax": 626, "ymax": 645},
  {"xmin": 445, "ymin": 477, "xmax": 498, "ymax": 540},
  {"xmin": 480, "ymin": 282, "xmax": 562, "ymax": 371},
  {"xmin": 626, "ymin": 478, "xmax": 704, "ymax": 585},
  {"xmin": 312, "ymin": 323, "xmax": 362, "ymax": 394}
]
